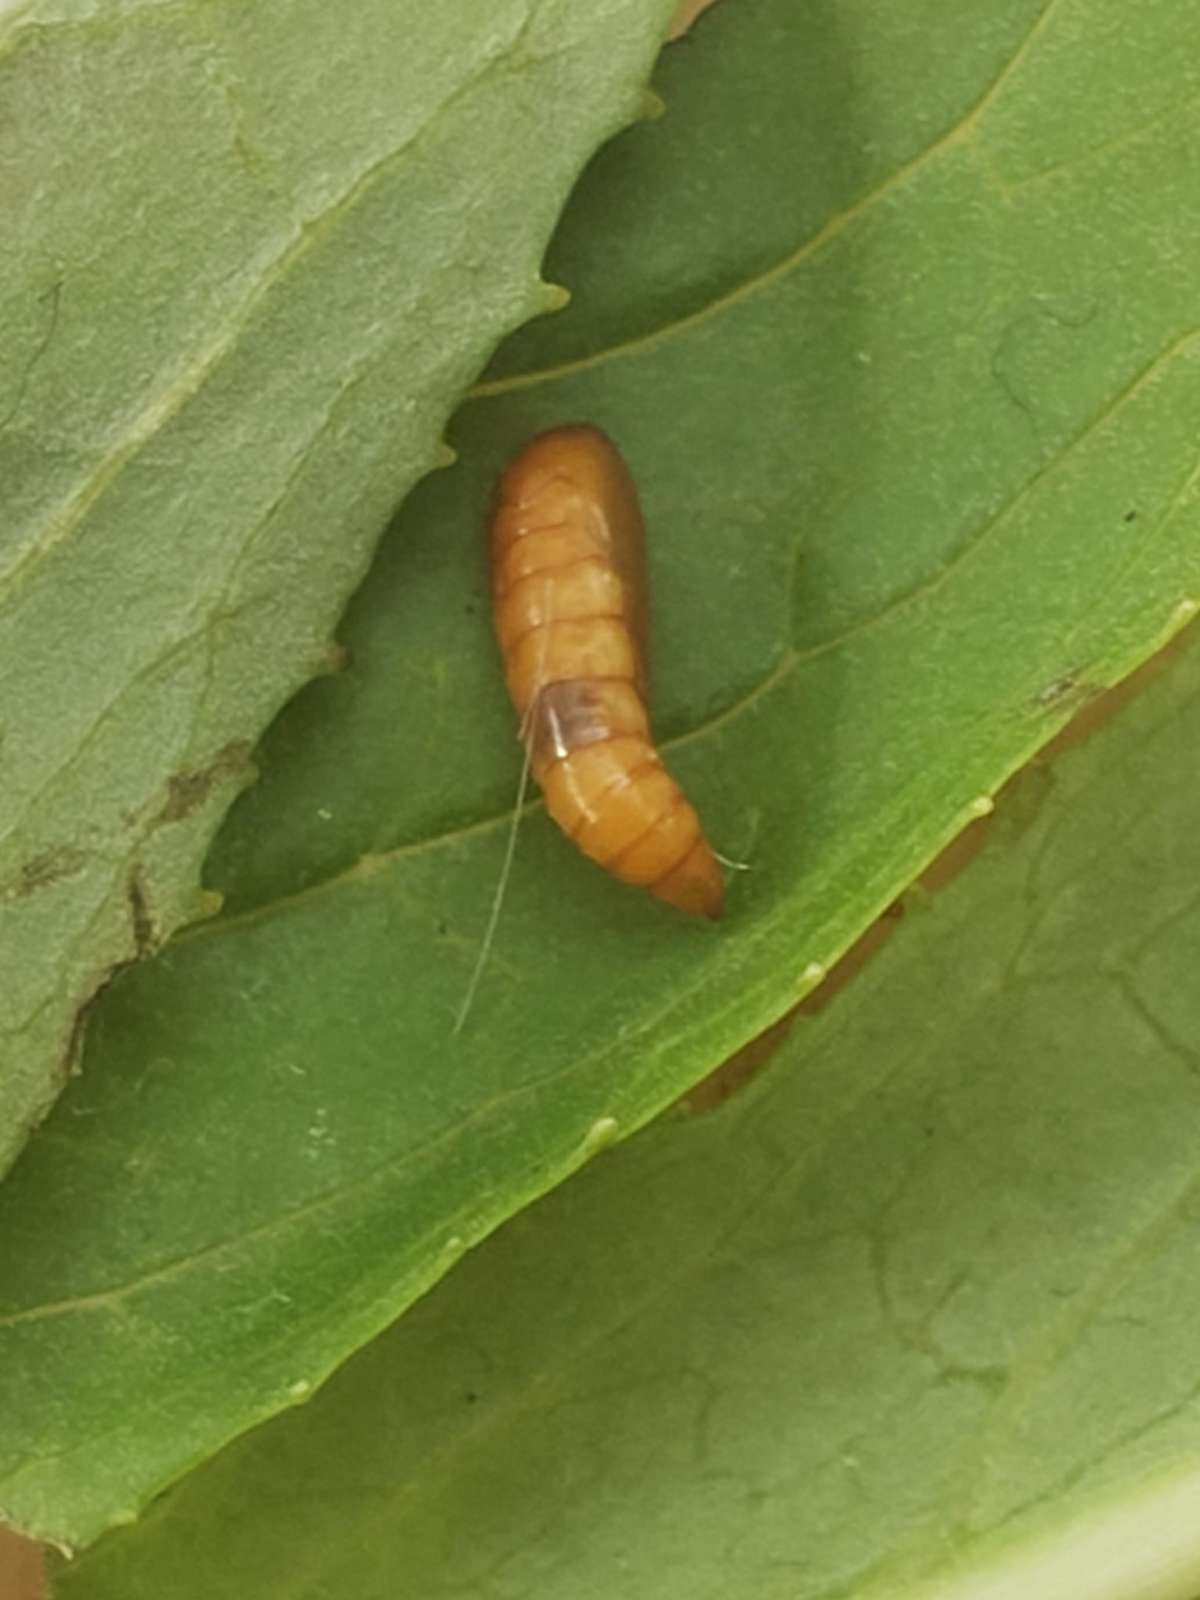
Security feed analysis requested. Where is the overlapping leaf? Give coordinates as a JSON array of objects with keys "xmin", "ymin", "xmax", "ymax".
[
  {"xmin": 0, "ymin": 0, "xmax": 669, "ymax": 1173},
  {"xmin": 54, "ymin": 535, "xmax": 1200, "ymax": 1600}
]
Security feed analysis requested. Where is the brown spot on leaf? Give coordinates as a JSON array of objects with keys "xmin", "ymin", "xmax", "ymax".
[
  {"xmin": 0, "ymin": 1526, "xmax": 45, "ymax": 1600},
  {"xmin": 156, "ymin": 740, "xmax": 254, "ymax": 825},
  {"xmin": 1, "ymin": 846, "xmax": 87, "ymax": 901},
  {"xmin": 127, "ymin": 866, "xmax": 156, "ymax": 958}
]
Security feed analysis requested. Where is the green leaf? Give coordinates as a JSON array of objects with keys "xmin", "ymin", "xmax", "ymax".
[
  {"xmin": 51, "ymin": 605, "xmax": 1200, "ymax": 1598},
  {"xmin": 0, "ymin": 0, "xmax": 669, "ymax": 1174},
  {"xmin": 5, "ymin": 0, "xmax": 1200, "ymax": 1554}
]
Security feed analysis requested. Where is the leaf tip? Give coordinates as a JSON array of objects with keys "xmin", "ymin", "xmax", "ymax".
[
  {"xmin": 316, "ymin": 642, "xmax": 350, "ymax": 677},
  {"xmin": 434, "ymin": 441, "xmax": 458, "ymax": 470},
  {"xmin": 194, "ymin": 888, "xmax": 224, "ymax": 921},
  {"xmin": 353, "ymin": 851, "xmax": 391, "ymax": 882},
  {"xmin": 538, "ymin": 281, "xmax": 571, "ymax": 315},
  {"xmin": 800, "ymin": 960, "xmax": 826, "ymax": 991},
  {"xmin": 583, "ymin": 1115, "xmax": 620, "ymax": 1154},
  {"xmin": 638, "ymin": 88, "xmax": 666, "ymax": 123}
]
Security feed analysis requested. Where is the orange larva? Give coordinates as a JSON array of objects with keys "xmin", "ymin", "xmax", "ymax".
[{"xmin": 490, "ymin": 425, "xmax": 723, "ymax": 920}]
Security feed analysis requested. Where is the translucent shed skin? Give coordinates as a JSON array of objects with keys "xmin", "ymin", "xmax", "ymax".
[{"xmin": 489, "ymin": 425, "xmax": 724, "ymax": 919}]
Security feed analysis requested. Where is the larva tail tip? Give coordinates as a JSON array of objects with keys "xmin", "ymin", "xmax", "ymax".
[
  {"xmin": 651, "ymin": 841, "xmax": 725, "ymax": 920},
  {"xmin": 639, "ymin": 88, "xmax": 666, "ymax": 122},
  {"xmin": 434, "ymin": 441, "xmax": 457, "ymax": 470},
  {"xmin": 539, "ymin": 281, "xmax": 571, "ymax": 315}
]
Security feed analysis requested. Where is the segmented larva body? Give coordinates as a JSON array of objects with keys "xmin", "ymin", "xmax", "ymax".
[{"xmin": 490, "ymin": 425, "xmax": 723, "ymax": 920}]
